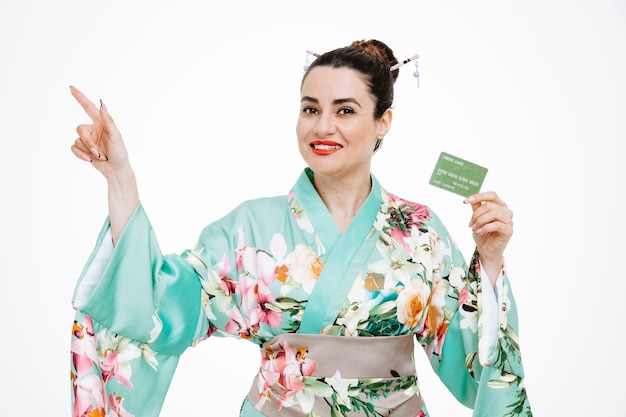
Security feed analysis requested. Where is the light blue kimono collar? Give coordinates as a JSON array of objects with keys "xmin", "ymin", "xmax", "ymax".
[
  {"xmin": 292, "ymin": 168, "xmax": 383, "ymax": 334},
  {"xmin": 293, "ymin": 168, "xmax": 382, "ymax": 248}
]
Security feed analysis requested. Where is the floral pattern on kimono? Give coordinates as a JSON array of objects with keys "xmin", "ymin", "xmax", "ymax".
[{"xmin": 70, "ymin": 168, "xmax": 531, "ymax": 417}]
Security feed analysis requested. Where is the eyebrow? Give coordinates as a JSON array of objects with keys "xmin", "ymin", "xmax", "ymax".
[{"xmin": 301, "ymin": 96, "xmax": 363, "ymax": 108}]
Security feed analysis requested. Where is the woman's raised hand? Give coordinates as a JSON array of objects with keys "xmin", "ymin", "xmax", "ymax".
[
  {"xmin": 70, "ymin": 86, "xmax": 139, "ymax": 243},
  {"xmin": 70, "ymin": 86, "xmax": 131, "ymax": 179},
  {"xmin": 464, "ymin": 191, "xmax": 514, "ymax": 286}
]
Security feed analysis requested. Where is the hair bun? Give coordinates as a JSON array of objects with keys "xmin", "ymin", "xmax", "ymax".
[{"xmin": 350, "ymin": 39, "xmax": 398, "ymax": 72}]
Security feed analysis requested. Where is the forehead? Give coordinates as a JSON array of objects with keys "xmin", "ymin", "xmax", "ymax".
[{"xmin": 301, "ymin": 66, "xmax": 372, "ymax": 102}]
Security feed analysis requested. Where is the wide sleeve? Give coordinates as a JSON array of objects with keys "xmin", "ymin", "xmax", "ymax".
[
  {"xmin": 70, "ymin": 203, "xmax": 209, "ymax": 417},
  {"xmin": 421, "ymin": 213, "xmax": 532, "ymax": 417}
]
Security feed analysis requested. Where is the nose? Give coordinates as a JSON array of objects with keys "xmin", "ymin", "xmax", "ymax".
[{"xmin": 313, "ymin": 112, "xmax": 336, "ymax": 137}]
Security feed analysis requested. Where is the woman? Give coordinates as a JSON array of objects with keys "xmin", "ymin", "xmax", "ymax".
[{"xmin": 69, "ymin": 39, "xmax": 531, "ymax": 416}]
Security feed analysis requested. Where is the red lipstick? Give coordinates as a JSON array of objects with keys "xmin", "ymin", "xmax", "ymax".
[{"xmin": 310, "ymin": 140, "xmax": 342, "ymax": 156}]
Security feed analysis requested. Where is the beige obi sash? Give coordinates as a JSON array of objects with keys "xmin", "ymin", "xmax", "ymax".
[{"xmin": 247, "ymin": 334, "xmax": 424, "ymax": 417}]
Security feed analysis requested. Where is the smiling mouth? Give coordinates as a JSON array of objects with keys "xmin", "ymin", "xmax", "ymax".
[
  {"xmin": 311, "ymin": 141, "xmax": 343, "ymax": 152},
  {"xmin": 312, "ymin": 144, "xmax": 342, "ymax": 150},
  {"xmin": 310, "ymin": 142, "xmax": 342, "ymax": 155}
]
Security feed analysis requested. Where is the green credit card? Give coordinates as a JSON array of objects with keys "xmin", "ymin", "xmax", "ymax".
[{"xmin": 428, "ymin": 152, "xmax": 488, "ymax": 197}]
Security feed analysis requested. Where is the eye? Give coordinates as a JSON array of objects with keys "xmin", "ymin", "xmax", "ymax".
[
  {"xmin": 337, "ymin": 107, "xmax": 355, "ymax": 115},
  {"xmin": 302, "ymin": 106, "xmax": 318, "ymax": 115}
]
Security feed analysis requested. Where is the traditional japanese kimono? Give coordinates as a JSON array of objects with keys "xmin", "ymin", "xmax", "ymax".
[{"xmin": 70, "ymin": 168, "xmax": 531, "ymax": 417}]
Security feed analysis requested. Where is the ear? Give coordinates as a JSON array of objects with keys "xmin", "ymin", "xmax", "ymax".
[{"xmin": 376, "ymin": 108, "xmax": 393, "ymax": 139}]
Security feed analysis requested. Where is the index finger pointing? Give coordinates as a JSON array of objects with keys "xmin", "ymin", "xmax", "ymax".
[{"xmin": 70, "ymin": 85, "xmax": 100, "ymax": 121}]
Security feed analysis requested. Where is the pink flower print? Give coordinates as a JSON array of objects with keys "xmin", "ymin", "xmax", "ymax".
[
  {"xmin": 386, "ymin": 195, "xmax": 431, "ymax": 248},
  {"xmin": 72, "ymin": 316, "xmax": 94, "ymax": 339},
  {"xmin": 236, "ymin": 262, "xmax": 282, "ymax": 330},
  {"xmin": 215, "ymin": 253, "xmax": 236, "ymax": 295},
  {"xmin": 107, "ymin": 392, "xmax": 135, "ymax": 417},
  {"xmin": 256, "ymin": 341, "xmax": 317, "ymax": 412},
  {"xmin": 100, "ymin": 350, "xmax": 118, "ymax": 383},
  {"xmin": 409, "ymin": 203, "xmax": 430, "ymax": 224},
  {"xmin": 458, "ymin": 286, "xmax": 470, "ymax": 307},
  {"xmin": 101, "ymin": 350, "xmax": 132, "ymax": 387},
  {"xmin": 389, "ymin": 227, "xmax": 411, "ymax": 251},
  {"xmin": 71, "ymin": 318, "xmax": 99, "ymax": 374},
  {"xmin": 256, "ymin": 290, "xmax": 283, "ymax": 328},
  {"xmin": 72, "ymin": 373, "xmax": 105, "ymax": 417},
  {"xmin": 283, "ymin": 342, "xmax": 316, "ymax": 377},
  {"xmin": 236, "ymin": 227, "xmax": 248, "ymax": 271},
  {"xmin": 225, "ymin": 307, "xmax": 257, "ymax": 339},
  {"xmin": 97, "ymin": 332, "xmax": 141, "ymax": 389},
  {"xmin": 277, "ymin": 343, "xmax": 316, "ymax": 411},
  {"xmin": 241, "ymin": 244, "xmax": 279, "ymax": 288},
  {"xmin": 277, "ymin": 374, "xmax": 306, "ymax": 410},
  {"xmin": 71, "ymin": 316, "xmax": 106, "ymax": 417},
  {"xmin": 458, "ymin": 286, "xmax": 478, "ymax": 332},
  {"xmin": 236, "ymin": 272, "xmax": 256, "ymax": 297},
  {"xmin": 256, "ymin": 346, "xmax": 287, "ymax": 410},
  {"xmin": 220, "ymin": 276, "xmax": 236, "ymax": 296},
  {"xmin": 207, "ymin": 322, "xmax": 218, "ymax": 338},
  {"xmin": 236, "ymin": 273, "xmax": 260, "ymax": 318},
  {"xmin": 260, "ymin": 345, "xmax": 287, "ymax": 381}
]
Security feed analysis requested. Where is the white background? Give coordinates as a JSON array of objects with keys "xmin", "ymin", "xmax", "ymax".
[{"xmin": 1, "ymin": 1, "xmax": 625, "ymax": 415}]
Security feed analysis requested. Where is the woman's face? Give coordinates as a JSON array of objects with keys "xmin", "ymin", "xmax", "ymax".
[{"xmin": 296, "ymin": 66, "xmax": 391, "ymax": 182}]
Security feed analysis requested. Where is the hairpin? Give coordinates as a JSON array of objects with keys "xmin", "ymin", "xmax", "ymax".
[
  {"xmin": 390, "ymin": 54, "xmax": 418, "ymax": 72},
  {"xmin": 303, "ymin": 50, "xmax": 320, "ymax": 71},
  {"xmin": 390, "ymin": 54, "xmax": 420, "ymax": 87}
]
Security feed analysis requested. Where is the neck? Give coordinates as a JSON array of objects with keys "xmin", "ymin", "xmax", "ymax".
[{"xmin": 312, "ymin": 172, "xmax": 372, "ymax": 232}]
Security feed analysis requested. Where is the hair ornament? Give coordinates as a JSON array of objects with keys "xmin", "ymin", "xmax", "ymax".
[
  {"xmin": 389, "ymin": 54, "xmax": 418, "ymax": 72},
  {"xmin": 390, "ymin": 54, "xmax": 420, "ymax": 87},
  {"xmin": 303, "ymin": 49, "xmax": 320, "ymax": 71}
]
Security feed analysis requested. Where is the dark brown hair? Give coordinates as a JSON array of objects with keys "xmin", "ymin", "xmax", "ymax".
[{"xmin": 302, "ymin": 39, "xmax": 399, "ymax": 119}]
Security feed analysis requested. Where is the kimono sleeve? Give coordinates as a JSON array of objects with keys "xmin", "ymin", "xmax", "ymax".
[
  {"xmin": 423, "ymin": 213, "xmax": 532, "ymax": 417},
  {"xmin": 70, "ymin": 203, "xmax": 209, "ymax": 417}
]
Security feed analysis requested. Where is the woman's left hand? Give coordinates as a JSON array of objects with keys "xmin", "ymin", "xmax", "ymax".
[{"xmin": 464, "ymin": 191, "xmax": 513, "ymax": 282}]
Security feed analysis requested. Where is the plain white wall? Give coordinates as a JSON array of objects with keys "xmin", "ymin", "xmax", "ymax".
[{"xmin": 1, "ymin": 0, "xmax": 625, "ymax": 415}]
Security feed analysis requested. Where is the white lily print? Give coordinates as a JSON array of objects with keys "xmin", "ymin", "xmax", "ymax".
[{"xmin": 369, "ymin": 241, "xmax": 421, "ymax": 290}]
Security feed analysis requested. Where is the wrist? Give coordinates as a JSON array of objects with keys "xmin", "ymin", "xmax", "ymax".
[
  {"xmin": 479, "ymin": 256, "xmax": 503, "ymax": 271},
  {"xmin": 105, "ymin": 164, "xmax": 136, "ymax": 187},
  {"xmin": 478, "ymin": 255, "xmax": 504, "ymax": 288},
  {"xmin": 106, "ymin": 165, "xmax": 139, "ymax": 203}
]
